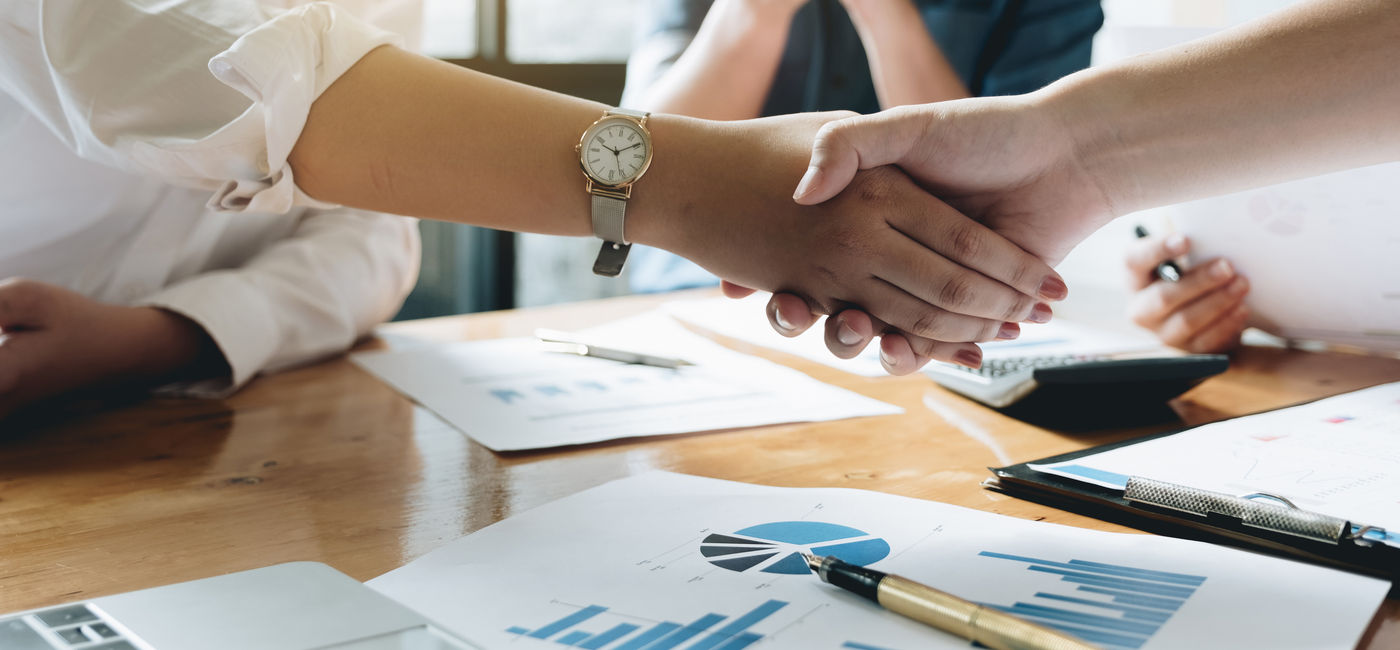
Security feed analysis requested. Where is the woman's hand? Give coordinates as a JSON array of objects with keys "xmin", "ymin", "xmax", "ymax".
[
  {"xmin": 0, "ymin": 279, "xmax": 225, "ymax": 419},
  {"xmin": 1125, "ymin": 234, "xmax": 1250, "ymax": 353}
]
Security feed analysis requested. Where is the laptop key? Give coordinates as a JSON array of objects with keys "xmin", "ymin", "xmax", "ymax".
[
  {"xmin": 0, "ymin": 618, "xmax": 54, "ymax": 650},
  {"xmin": 36, "ymin": 605, "xmax": 98, "ymax": 628},
  {"xmin": 56, "ymin": 626, "xmax": 88, "ymax": 644},
  {"xmin": 84, "ymin": 623, "xmax": 119, "ymax": 640}
]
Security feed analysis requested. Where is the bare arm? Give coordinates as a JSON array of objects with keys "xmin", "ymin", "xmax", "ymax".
[
  {"xmin": 630, "ymin": 0, "xmax": 808, "ymax": 119},
  {"xmin": 287, "ymin": 46, "xmax": 1068, "ymax": 367},
  {"xmin": 840, "ymin": 0, "xmax": 967, "ymax": 107}
]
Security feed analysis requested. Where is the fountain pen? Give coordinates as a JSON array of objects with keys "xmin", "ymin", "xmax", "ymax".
[{"xmin": 801, "ymin": 553, "xmax": 1098, "ymax": 650}]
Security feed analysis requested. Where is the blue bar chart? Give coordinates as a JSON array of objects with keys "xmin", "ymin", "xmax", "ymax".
[
  {"xmin": 505, "ymin": 599, "xmax": 784, "ymax": 650},
  {"xmin": 977, "ymin": 551, "xmax": 1207, "ymax": 649}
]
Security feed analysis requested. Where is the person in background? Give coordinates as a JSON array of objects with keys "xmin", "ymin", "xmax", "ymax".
[
  {"xmin": 0, "ymin": 0, "xmax": 421, "ymax": 421},
  {"xmin": 621, "ymin": 0, "xmax": 1103, "ymax": 293}
]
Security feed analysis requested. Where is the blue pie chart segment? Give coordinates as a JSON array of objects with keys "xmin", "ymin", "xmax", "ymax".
[{"xmin": 702, "ymin": 521, "xmax": 891, "ymax": 575}]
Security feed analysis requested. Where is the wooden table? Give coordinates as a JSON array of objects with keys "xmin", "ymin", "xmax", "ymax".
[{"xmin": 2, "ymin": 291, "xmax": 1396, "ymax": 647}]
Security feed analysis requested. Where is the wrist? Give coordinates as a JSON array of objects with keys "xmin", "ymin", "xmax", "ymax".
[
  {"xmin": 1035, "ymin": 66, "xmax": 1145, "ymax": 220},
  {"xmin": 121, "ymin": 307, "xmax": 228, "ymax": 383}
]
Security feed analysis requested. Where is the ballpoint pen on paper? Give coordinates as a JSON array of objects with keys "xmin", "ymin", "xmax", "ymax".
[
  {"xmin": 801, "ymin": 553, "xmax": 1098, "ymax": 650},
  {"xmin": 535, "ymin": 328, "xmax": 693, "ymax": 370},
  {"xmin": 1133, "ymin": 225, "xmax": 1183, "ymax": 283}
]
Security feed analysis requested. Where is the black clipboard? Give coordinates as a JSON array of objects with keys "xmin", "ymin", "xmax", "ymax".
[{"xmin": 986, "ymin": 426, "xmax": 1400, "ymax": 580}]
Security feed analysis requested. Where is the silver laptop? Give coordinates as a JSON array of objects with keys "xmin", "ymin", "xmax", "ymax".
[{"xmin": 0, "ymin": 562, "xmax": 481, "ymax": 650}]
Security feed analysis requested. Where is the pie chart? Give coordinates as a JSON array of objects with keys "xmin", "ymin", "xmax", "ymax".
[{"xmin": 700, "ymin": 521, "xmax": 890, "ymax": 575}]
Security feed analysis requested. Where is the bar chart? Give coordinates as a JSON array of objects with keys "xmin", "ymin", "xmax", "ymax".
[
  {"xmin": 504, "ymin": 599, "xmax": 788, "ymax": 650},
  {"xmin": 977, "ymin": 551, "xmax": 1206, "ymax": 649}
]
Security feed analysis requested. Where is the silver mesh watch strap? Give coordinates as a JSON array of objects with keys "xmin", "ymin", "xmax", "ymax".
[{"xmin": 591, "ymin": 194, "xmax": 630, "ymax": 277}]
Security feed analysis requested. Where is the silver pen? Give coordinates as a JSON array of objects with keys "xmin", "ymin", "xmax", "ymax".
[{"xmin": 534, "ymin": 329, "xmax": 693, "ymax": 370}]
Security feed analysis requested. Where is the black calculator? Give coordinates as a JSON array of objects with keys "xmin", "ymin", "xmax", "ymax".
[{"xmin": 923, "ymin": 354, "xmax": 1230, "ymax": 429}]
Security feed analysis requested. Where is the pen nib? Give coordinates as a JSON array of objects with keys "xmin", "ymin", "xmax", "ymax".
[{"xmin": 800, "ymin": 552, "xmax": 821, "ymax": 572}]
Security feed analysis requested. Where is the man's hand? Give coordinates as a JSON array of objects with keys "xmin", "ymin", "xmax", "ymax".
[
  {"xmin": 0, "ymin": 279, "xmax": 225, "ymax": 420},
  {"xmin": 1125, "ymin": 234, "xmax": 1250, "ymax": 353},
  {"xmin": 728, "ymin": 98, "xmax": 1103, "ymax": 373}
]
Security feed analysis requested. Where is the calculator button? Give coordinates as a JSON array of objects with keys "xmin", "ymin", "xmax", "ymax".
[
  {"xmin": 57, "ymin": 626, "xmax": 89, "ymax": 644},
  {"xmin": 37, "ymin": 605, "xmax": 99, "ymax": 627},
  {"xmin": 0, "ymin": 618, "xmax": 52, "ymax": 650},
  {"xmin": 85, "ymin": 623, "xmax": 119, "ymax": 639}
]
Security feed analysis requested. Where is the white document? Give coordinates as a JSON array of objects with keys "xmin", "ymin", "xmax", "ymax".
[
  {"xmin": 369, "ymin": 472, "xmax": 1387, "ymax": 650},
  {"xmin": 1032, "ymin": 381, "xmax": 1400, "ymax": 547},
  {"xmin": 352, "ymin": 312, "xmax": 900, "ymax": 451},
  {"xmin": 1170, "ymin": 162, "xmax": 1400, "ymax": 352},
  {"xmin": 665, "ymin": 295, "xmax": 1164, "ymax": 378}
]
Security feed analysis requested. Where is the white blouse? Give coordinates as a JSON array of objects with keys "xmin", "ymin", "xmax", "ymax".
[{"xmin": 0, "ymin": 0, "xmax": 423, "ymax": 395}]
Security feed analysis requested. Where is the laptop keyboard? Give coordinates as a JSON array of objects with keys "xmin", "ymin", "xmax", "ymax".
[{"xmin": 0, "ymin": 605, "xmax": 135, "ymax": 649}]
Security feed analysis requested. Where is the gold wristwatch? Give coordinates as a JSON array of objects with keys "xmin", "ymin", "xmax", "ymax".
[{"xmin": 576, "ymin": 108, "xmax": 653, "ymax": 277}]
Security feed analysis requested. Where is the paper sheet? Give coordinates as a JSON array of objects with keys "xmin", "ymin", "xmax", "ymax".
[
  {"xmin": 1032, "ymin": 381, "xmax": 1400, "ymax": 546},
  {"xmin": 352, "ymin": 312, "xmax": 900, "ymax": 451},
  {"xmin": 1170, "ymin": 162, "xmax": 1400, "ymax": 352},
  {"xmin": 664, "ymin": 295, "xmax": 1164, "ymax": 377},
  {"xmin": 369, "ymin": 472, "xmax": 1387, "ymax": 650}
]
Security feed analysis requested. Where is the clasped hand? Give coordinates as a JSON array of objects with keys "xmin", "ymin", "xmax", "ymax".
[{"xmin": 715, "ymin": 99, "xmax": 1116, "ymax": 374}]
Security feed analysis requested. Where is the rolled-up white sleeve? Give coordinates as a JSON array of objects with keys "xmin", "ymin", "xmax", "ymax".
[
  {"xmin": 139, "ymin": 210, "xmax": 421, "ymax": 397},
  {"xmin": 2, "ymin": 0, "xmax": 398, "ymax": 214}
]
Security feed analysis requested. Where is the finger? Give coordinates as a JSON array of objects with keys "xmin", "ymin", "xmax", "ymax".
[
  {"xmin": 823, "ymin": 309, "xmax": 877, "ymax": 359},
  {"xmin": 1128, "ymin": 259, "xmax": 1238, "ymax": 330},
  {"xmin": 860, "ymin": 278, "xmax": 1008, "ymax": 343},
  {"xmin": 767, "ymin": 292, "xmax": 819, "ymax": 337},
  {"xmin": 793, "ymin": 107, "xmax": 926, "ymax": 205},
  {"xmin": 1124, "ymin": 233, "xmax": 1190, "ymax": 290},
  {"xmin": 0, "ymin": 279, "xmax": 48, "ymax": 331},
  {"xmin": 1156, "ymin": 276, "xmax": 1250, "ymax": 348},
  {"xmin": 883, "ymin": 196, "xmax": 1068, "ymax": 303},
  {"xmin": 874, "ymin": 224, "xmax": 1056, "ymax": 324},
  {"xmin": 720, "ymin": 281, "xmax": 757, "ymax": 299},
  {"xmin": 1182, "ymin": 304, "xmax": 1250, "ymax": 354}
]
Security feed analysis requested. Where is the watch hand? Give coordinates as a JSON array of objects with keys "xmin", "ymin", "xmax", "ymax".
[{"xmin": 622, "ymin": 143, "xmax": 642, "ymax": 151}]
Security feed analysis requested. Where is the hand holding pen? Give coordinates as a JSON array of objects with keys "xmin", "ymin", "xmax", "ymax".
[{"xmin": 1126, "ymin": 227, "xmax": 1250, "ymax": 354}]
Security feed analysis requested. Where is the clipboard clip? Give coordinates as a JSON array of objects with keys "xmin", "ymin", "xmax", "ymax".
[{"xmin": 1122, "ymin": 476, "xmax": 1387, "ymax": 548}]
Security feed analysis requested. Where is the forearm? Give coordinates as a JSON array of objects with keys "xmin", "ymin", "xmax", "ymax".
[
  {"xmin": 118, "ymin": 308, "xmax": 228, "ymax": 384},
  {"xmin": 633, "ymin": 0, "xmax": 799, "ymax": 119},
  {"xmin": 842, "ymin": 0, "xmax": 967, "ymax": 107},
  {"xmin": 1043, "ymin": 0, "xmax": 1400, "ymax": 219},
  {"xmin": 289, "ymin": 45, "xmax": 814, "ymax": 271}
]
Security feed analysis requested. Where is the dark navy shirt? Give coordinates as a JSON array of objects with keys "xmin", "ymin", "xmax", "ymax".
[{"xmin": 625, "ymin": 0, "xmax": 1104, "ymax": 292}]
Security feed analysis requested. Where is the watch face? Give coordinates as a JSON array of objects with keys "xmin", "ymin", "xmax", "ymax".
[{"xmin": 580, "ymin": 117, "xmax": 651, "ymax": 186}]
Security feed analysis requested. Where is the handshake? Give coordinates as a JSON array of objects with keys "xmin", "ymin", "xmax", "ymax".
[{"xmin": 658, "ymin": 96, "xmax": 1118, "ymax": 376}]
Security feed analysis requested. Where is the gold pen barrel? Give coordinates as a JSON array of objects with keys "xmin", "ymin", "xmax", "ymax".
[{"xmin": 877, "ymin": 576, "xmax": 1099, "ymax": 650}]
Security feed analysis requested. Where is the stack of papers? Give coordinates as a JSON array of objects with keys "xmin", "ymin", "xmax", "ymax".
[
  {"xmin": 369, "ymin": 472, "xmax": 1388, "ymax": 650},
  {"xmin": 352, "ymin": 312, "xmax": 900, "ymax": 451}
]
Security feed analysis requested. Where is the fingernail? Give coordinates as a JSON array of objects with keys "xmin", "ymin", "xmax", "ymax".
[
  {"xmin": 774, "ymin": 309, "xmax": 796, "ymax": 332},
  {"xmin": 793, "ymin": 166, "xmax": 820, "ymax": 201},
  {"xmin": 837, "ymin": 320, "xmax": 862, "ymax": 346},
  {"xmin": 997, "ymin": 322, "xmax": 1020, "ymax": 340},
  {"xmin": 879, "ymin": 346, "xmax": 896, "ymax": 369},
  {"xmin": 954, "ymin": 349, "xmax": 983, "ymax": 369},
  {"xmin": 1038, "ymin": 276, "xmax": 1068, "ymax": 301},
  {"xmin": 1166, "ymin": 233, "xmax": 1188, "ymax": 255},
  {"xmin": 1026, "ymin": 303, "xmax": 1053, "ymax": 323},
  {"xmin": 1229, "ymin": 276, "xmax": 1249, "ymax": 296},
  {"xmin": 1211, "ymin": 259, "xmax": 1234, "ymax": 280}
]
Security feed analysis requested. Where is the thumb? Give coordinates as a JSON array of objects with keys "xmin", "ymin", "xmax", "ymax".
[{"xmin": 792, "ymin": 108, "xmax": 927, "ymax": 205}]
